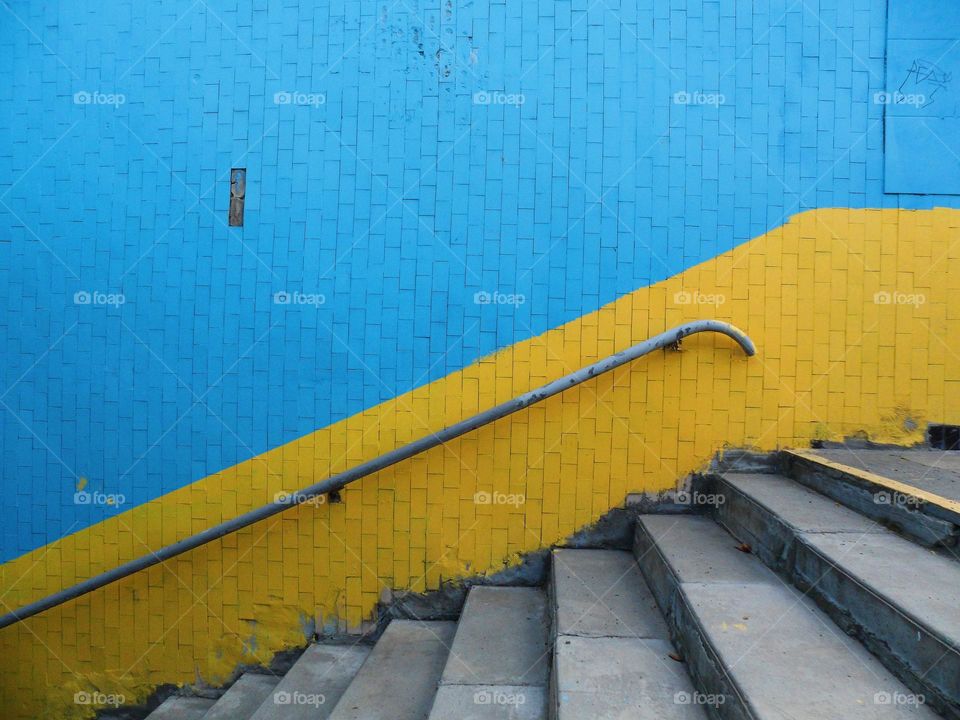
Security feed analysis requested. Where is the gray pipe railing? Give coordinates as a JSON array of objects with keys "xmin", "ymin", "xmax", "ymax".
[{"xmin": 0, "ymin": 320, "xmax": 754, "ymax": 630}]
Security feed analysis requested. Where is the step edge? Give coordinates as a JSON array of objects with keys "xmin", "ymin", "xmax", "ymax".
[{"xmin": 784, "ymin": 449, "xmax": 960, "ymax": 518}]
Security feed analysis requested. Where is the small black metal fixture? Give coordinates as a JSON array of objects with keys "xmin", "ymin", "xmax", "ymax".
[{"xmin": 928, "ymin": 424, "xmax": 960, "ymax": 450}]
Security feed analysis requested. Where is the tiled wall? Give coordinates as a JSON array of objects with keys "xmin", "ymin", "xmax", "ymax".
[
  {"xmin": 3, "ymin": 0, "xmax": 958, "ymax": 561},
  {"xmin": 4, "ymin": 207, "xmax": 960, "ymax": 718}
]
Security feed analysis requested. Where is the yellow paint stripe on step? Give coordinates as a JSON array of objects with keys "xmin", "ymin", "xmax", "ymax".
[{"xmin": 785, "ymin": 449, "xmax": 960, "ymax": 517}]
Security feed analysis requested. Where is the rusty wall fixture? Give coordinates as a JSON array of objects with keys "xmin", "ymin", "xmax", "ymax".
[{"xmin": 229, "ymin": 168, "xmax": 246, "ymax": 226}]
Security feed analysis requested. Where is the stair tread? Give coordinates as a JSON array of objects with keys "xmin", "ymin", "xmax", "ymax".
[
  {"xmin": 552, "ymin": 549, "xmax": 668, "ymax": 639},
  {"xmin": 722, "ymin": 472, "xmax": 884, "ymax": 533},
  {"xmin": 328, "ymin": 620, "xmax": 454, "ymax": 720},
  {"xmin": 801, "ymin": 531, "xmax": 960, "ymax": 642},
  {"xmin": 440, "ymin": 587, "xmax": 548, "ymax": 687},
  {"xmin": 249, "ymin": 644, "xmax": 370, "ymax": 720},
  {"xmin": 724, "ymin": 472, "xmax": 960, "ymax": 644},
  {"xmin": 146, "ymin": 697, "xmax": 216, "ymax": 720},
  {"xmin": 429, "ymin": 685, "xmax": 546, "ymax": 719},
  {"xmin": 805, "ymin": 449, "xmax": 960, "ymax": 504},
  {"xmin": 204, "ymin": 673, "xmax": 279, "ymax": 720},
  {"xmin": 638, "ymin": 514, "xmax": 774, "ymax": 585},
  {"xmin": 637, "ymin": 515, "xmax": 939, "ymax": 718},
  {"xmin": 554, "ymin": 636, "xmax": 708, "ymax": 719}
]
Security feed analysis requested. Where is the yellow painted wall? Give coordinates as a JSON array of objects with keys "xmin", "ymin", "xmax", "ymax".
[{"xmin": 2, "ymin": 208, "xmax": 959, "ymax": 719}]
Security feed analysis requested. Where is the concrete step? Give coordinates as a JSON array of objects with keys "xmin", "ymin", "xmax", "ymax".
[
  {"xmin": 634, "ymin": 515, "xmax": 941, "ymax": 719},
  {"xmin": 439, "ymin": 587, "xmax": 549, "ymax": 686},
  {"xmin": 711, "ymin": 472, "xmax": 960, "ymax": 718},
  {"xmin": 783, "ymin": 449, "xmax": 960, "ymax": 548},
  {"xmin": 428, "ymin": 685, "xmax": 546, "ymax": 720},
  {"xmin": 550, "ymin": 549, "xmax": 708, "ymax": 719},
  {"xmin": 203, "ymin": 673, "xmax": 280, "ymax": 720},
  {"xmin": 249, "ymin": 643, "xmax": 370, "ymax": 720},
  {"xmin": 552, "ymin": 548, "xmax": 670, "ymax": 639},
  {"xmin": 329, "ymin": 620, "xmax": 454, "ymax": 720},
  {"xmin": 146, "ymin": 697, "xmax": 215, "ymax": 720},
  {"xmin": 430, "ymin": 587, "xmax": 548, "ymax": 720},
  {"xmin": 555, "ymin": 636, "xmax": 710, "ymax": 719}
]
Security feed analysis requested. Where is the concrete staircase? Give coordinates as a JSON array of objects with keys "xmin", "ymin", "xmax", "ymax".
[{"xmin": 141, "ymin": 450, "xmax": 959, "ymax": 719}]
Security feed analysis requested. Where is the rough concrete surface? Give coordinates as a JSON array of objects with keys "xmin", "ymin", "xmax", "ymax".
[
  {"xmin": 249, "ymin": 643, "xmax": 370, "ymax": 720},
  {"xmin": 552, "ymin": 549, "xmax": 668, "ymax": 639},
  {"xmin": 144, "ymin": 697, "xmax": 215, "ymax": 720},
  {"xmin": 328, "ymin": 621, "xmax": 454, "ymax": 720},
  {"xmin": 205, "ymin": 673, "xmax": 279, "ymax": 720},
  {"xmin": 440, "ymin": 587, "xmax": 549, "ymax": 687},
  {"xmin": 428, "ymin": 685, "xmax": 547, "ymax": 720},
  {"xmin": 553, "ymin": 636, "xmax": 708, "ymax": 720}
]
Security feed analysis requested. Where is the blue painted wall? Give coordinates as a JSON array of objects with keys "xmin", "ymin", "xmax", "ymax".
[{"xmin": 2, "ymin": 0, "xmax": 959, "ymax": 562}]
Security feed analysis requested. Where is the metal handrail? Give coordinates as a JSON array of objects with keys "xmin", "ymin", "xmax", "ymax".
[{"xmin": 0, "ymin": 320, "xmax": 754, "ymax": 630}]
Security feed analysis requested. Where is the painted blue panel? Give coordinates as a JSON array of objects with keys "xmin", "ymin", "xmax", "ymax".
[
  {"xmin": 887, "ymin": 2, "xmax": 960, "ymax": 40},
  {"xmin": 2, "ymin": 0, "xmax": 960, "ymax": 562},
  {"xmin": 884, "ymin": 6, "xmax": 960, "ymax": 193}
]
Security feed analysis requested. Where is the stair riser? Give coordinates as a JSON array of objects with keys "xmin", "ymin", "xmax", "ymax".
[
  {"xmin": 705, "ymin": 478, "xmax": 797, "ymax": 573},
  {"xmin": 632, "ymin": 524, "xmax": 680, "ymax": 629},
  {"xmin": 783, "ymin": 454, "xmax": 959, "ymax": 548},
  {"xmin": 710, "ymin": 476, "xmax": 960, "ymax": 720},
  {"xmin": 548, "ymin": 652, "xmax": 559, "ymax": 720},
  {"xmin": 548, "ymin": 565, "xmax": 561, "ymax": 720},
  {"xmin": 633, "ymin": 523, "xmax": 752, "ymax": 720}
]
